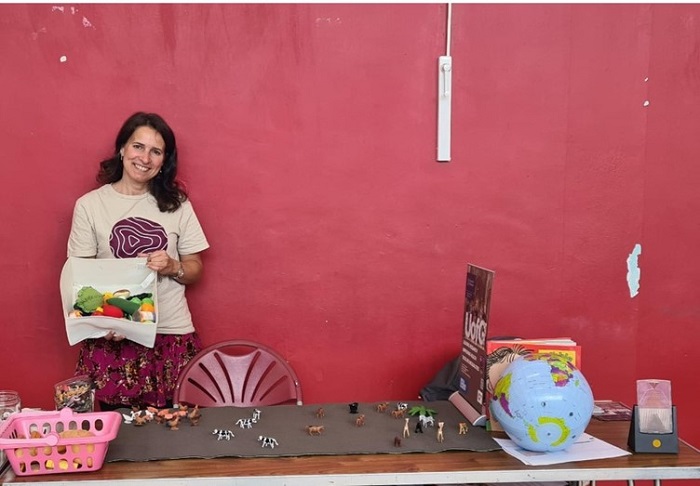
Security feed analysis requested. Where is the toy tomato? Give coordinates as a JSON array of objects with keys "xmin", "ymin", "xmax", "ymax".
[{"xmin": 101, "ymin": 304, "xmax": 124, "ymax": 318}]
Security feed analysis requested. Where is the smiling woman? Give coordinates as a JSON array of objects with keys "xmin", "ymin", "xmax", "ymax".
[
  {"xmin": 115, "ymin": 126, "xmax": 166, "ymax": 195},
  {"xmin": 66, "ymin": 111, "xmax": 210, "ymax": 411}
]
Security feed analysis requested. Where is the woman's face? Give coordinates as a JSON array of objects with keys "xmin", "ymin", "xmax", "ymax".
[{"xmin": 119, "ymin": 125, "xmax": 166, "ymax": 185}]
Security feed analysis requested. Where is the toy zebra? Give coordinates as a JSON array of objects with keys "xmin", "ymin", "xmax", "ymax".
[
  {"xmin": 212, "ymin": 429, "xmax": 235, "ymax": 441},
  {"xmin": 258, "ymin": 435, "xmax": 279, "ymax": 448}
]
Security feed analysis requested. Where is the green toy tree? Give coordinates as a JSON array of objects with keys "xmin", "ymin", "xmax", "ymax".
[{"xmin": 408, "ymin": 405, "xmax": 437, "ymax": 418}]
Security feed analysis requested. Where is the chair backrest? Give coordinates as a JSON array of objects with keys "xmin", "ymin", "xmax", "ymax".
[{"xmin": 173, "ymin": 339, "xmax": 302, "ymax": 407}]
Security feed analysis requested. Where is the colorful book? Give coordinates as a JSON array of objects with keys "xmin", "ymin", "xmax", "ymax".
[
  {"xmin": 456, "ymin": 264, "xmax": 496, "ymax": 425},
  {"xmin": 593, "ymin": 400, "xmax": 633, "ymax": 421},
  {"xmin": 485, "ymin": 337, "xmax": 582, "ymax": 431}
]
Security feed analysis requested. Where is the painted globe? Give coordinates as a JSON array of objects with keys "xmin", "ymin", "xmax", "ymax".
[{"xmin": 489, "ymin": 353, "xmax": 594, "ymax": 452}]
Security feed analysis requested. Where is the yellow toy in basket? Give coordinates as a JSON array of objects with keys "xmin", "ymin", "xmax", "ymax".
[{"xmin": 0, "ymin": 407, "xmax": 121, "ymax": 476}]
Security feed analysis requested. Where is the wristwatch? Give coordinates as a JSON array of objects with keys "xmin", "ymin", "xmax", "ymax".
[{"xmin": 173, "ymin": 261, "xmax": 185, "ymax": 281}]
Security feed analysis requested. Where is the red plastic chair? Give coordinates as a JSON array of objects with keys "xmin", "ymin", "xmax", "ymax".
[{"xmin": 173, "ymin": 339, "xmax": 303, "ymax": 407}]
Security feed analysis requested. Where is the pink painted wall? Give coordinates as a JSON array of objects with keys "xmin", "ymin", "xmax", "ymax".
[{"xmin": 1, "ymin": 3, "xmax": 699, "ymax": 452}]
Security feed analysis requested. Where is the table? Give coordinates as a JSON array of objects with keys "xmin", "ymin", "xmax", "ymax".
[{"xmin": 1, "ymin": 420, "xmax": 699, "ymax": 485}]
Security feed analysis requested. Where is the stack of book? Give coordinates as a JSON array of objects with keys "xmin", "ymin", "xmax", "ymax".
[{"xmin": 484, "ymin": 337, "xmax": 581, "ymax": 431}]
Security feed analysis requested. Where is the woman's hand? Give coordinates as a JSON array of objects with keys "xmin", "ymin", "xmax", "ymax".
[
  {"xmin": 138, "ymin": 251, "xmax": 204, "ymax": 284},
  {"xmin": 104, "ymin": 331, "xmax": 126, "ymax": 342},
  {"xmin": 140, "ymin": 250, "xmax": 177, "ymax": 277}
]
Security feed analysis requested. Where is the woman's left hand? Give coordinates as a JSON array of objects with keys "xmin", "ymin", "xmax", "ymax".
[{"xmin": 140, "ymin": 250, "xmax": 176, "ymax": 276}]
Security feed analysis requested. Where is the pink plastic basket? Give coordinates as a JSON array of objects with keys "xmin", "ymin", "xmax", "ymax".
[{"xmin": 0, "ymin": 407, "xmax": 121, "ymax": 476}]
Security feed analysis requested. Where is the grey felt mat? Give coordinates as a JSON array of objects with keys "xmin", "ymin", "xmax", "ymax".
[{"xmin": 105, "ymin": 401, "xmax": 501, "ymax": 462}]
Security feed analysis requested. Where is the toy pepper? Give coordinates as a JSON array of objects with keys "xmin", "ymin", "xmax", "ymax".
[{"xmin": 100, "ymin": 304, "xmax": 125, "ymax": 318}]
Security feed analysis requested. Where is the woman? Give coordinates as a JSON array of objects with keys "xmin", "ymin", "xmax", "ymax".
[{"xmin": 67, "ymin": 111, "xmax": 210, "ymax": 410}]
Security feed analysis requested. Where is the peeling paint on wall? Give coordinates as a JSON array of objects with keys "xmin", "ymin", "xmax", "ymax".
[
  {"xmin": 626, "ymin": 243, "xmax": 642, "ymax": 298},
  {"xmin": 50, "ymin": 6, "xmax": 94, "ymax": 28},
  {"xmin": 315, "ymin": 17, "xmax": 342, "ymax": 26},
  {"xmin": 31, "ymin": 27, "xmax": 47, "ymax": 40},
  {"xmin": 52, "ymin": 5, "xmax": 80, "ymax": 16}
]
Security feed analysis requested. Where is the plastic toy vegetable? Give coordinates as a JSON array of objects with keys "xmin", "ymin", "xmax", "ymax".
[
  {"xmin": 70, "ymin": 289, "xmax": 155, "ymax": 323},
  {"xmin": 74, "ymin": 286, "xmax": 104, "ymax": 313},
  {"xmin": 106, "ymin": 297, "xmax": 141, "ymax": 316},
  {"xmin": 101, "ymin": 304, "xmax": 125, "ymax": 318}
]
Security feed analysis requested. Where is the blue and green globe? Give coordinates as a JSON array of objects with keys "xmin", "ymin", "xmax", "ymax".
[{"xmin": 490, "ymin": 352, "xmax": 594, "ymax": 452}]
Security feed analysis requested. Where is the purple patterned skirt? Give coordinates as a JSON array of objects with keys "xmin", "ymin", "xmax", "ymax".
[{"xmin": 75, "ymin": 333, "xmax": 201, "ymax": 408}]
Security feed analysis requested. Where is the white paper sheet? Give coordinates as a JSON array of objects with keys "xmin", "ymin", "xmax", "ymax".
[{"xmin": 493, "ymin": 433, "xmax": 631, "ymax": 466}]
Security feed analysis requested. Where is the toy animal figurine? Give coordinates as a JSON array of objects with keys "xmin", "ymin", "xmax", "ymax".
[
  {"xmin": 437, "ymin": 421, "xmax": 445, "ymax": 443},
  {"xmin": 146, "ymin": 406, "xmax": 161, "ymax": 421},
  {"xmin": 187, "ymin": 405, "xmax": 201, "ymax": 426},
  {"xmin": 391, "ymin": 409, "xmax": 406, "ymax": 419},
  {"xmin": 213, "ymin": 429, "xmax": 234, "ymax": 441},
  {"xmin": 258, "ymin": 436, "xmax": 279, "ymax": 448},
  {"xmin": 133, "ymin": 413, "xmax": 150, "ymax": 426},
  {"xmin": 152, "ymin": 408, "xmax": 168, "ymax": 424},
  {"xmin": 316, "ymin": 407, "xmax": 325, "ymax": 419},
  {"xmin": 459, "ymin": 422, "xmax": 468, "ymax": 434},
  {"xmin": 403, "ymin": 418, "xmax": 410, "ymax": 438},
  {"xmin": 355, "ymin": 414, "xmax": 365, "ymax": 427},
  {"xmin": 132, "ymin": 407, "xmax": 152, "ymax": 426},
  {"xmin": 394, "ymin": 436, "xmax": 402, "ymax": 447},
  {"xmin": 157, "ymin": 410, "xmax": 171, "ymax": 424},
  {"xmin": 167, "ymin": 415, "xmax": 180, "ymax": 431},
  {"xmin": 307, "ymin": 425, "xmax": 325, "ymax": 436},
  {"xmin": 252, "ymin": 409, "xmax": 261, "ymax": 422},
  {"xmin": 236, "ymin": 418, "xmax": 254, "ymax": 429},
  {"xmin": 348, "ymin": 402, "xmax": 359, "ymax": 414},
  {"xmin": 153, "ymin": 406, "xmax": 187, "ymax": 425},
  {"xmin": 123, "ymin": 408, "xmax": 153, "ymax": 426},
  {"xmin": 422, "ymin": 416, "xmax": 435, "ymax": 427},
  {"xmin": 376, "ymin": 402, "xmax": 389, "ymax": 413}
]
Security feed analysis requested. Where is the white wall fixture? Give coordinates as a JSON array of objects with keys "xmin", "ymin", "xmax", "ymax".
[{"xmin": 437, "ymin": 3, "xmax": 453, "ymax": 162}]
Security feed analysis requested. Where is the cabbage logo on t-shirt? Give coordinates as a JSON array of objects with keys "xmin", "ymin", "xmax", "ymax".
[{"xmin": 110, "ymin": 217, "xmax": 167, "ymax": 258}]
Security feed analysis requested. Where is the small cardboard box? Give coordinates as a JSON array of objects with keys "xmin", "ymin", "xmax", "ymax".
[{"xmin": 60, "ymin": 257, "xmax": 158, "ymax": 348}]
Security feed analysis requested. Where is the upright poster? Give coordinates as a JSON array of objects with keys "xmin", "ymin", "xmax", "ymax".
[{"xmin": 457, "ymin": 264, "xmax": 495, "ymax": 420}]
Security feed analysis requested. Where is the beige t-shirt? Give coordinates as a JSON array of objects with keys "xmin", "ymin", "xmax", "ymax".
[{"xmin": 67, "ymin": 184, "xmax": 210, "ymax": 335}]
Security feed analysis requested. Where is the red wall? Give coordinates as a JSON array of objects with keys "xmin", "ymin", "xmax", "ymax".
[{"xmin": 2, "ymin": 3, "xmax": 699, "ymax": 453}]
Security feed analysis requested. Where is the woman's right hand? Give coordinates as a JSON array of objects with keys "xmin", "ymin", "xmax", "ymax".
[{"xmin": 104, "ymin": 331, "xmax": 126, "ymax": 342}]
